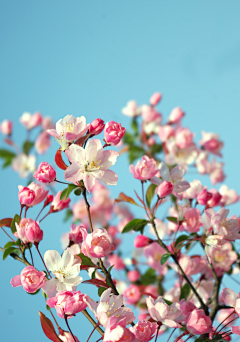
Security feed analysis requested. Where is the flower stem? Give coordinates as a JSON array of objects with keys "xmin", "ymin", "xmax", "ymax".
[
  {"xmin": 0, "ymin": 226, "xmax": 15, "ymax": 242},
  {"xmin": 87, "ymin": 322, "xmax": 100, "ymax": 342},
  {"xmin": 64, "ymin": 313, "xmax": 77, "ymax": 342},
  {"xmin": 35, "ymin": 244, "xmax": 51, "ymax": 278},
  {"xmin": 82, "ymin": 188, "xmax": 93, "ymax": 233},
  {"xmin": 81, "ymin": 310, "xmax": 104, "ymax": 336}
]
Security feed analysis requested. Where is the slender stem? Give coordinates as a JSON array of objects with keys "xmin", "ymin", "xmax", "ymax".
[
  {"xmin": 0, "ymin": 246, "xmax": 31, "ymax": 266},
  {"xmin": 87, "ymin": 322, "xmax": 100, "ymax": 342},
  {"xmin": 214, "ymin": 311, "xmax": 235, "ymax": 334},
  {"xmin": 25, "ymin": 206, "xmax": 30, "ymax": 218},
  {"xmin": 155, "ymin": 324, "xmax": 161, "ymax": 342},
  {"xmin": 151, "ymin": 219, "xmax": 208, "ymax": 314},
  {"xmin": 39, "ymin": 211, "xmax": 50, "ymax": 223},
  {"xmin": 1, "ymin": 226, "xmax": 15, "ymax": 242},
  {"xmin": 82, "ymin": 310, "xmax": 104, "ymax": 336},
  {"xmin": 98, "ymin": 258, "xmax": 119, "ymax": 295},
  {"xmin": 19, "ymin": 205, "xmax": 24, "ymax": 219},
  {"xmin": 49, "ymin": 309, "xmax": 60, "ymax": 329},
  {"xmin": 64, "ymin": 313, "xmax": 77, "ymax": 342},
  {"xmin": 95, "ymin": 338, "xmax": 103, "ymax": 342},
  {"xmin": 82, "ymin": 188, "xmax": 93, "ymax": 233},
  {"xmin": 218, "ymin": 317, "xmax": 238, "ymax": 334},
  {"xmin": 55, "ymin": 179, "xmax": 70, "ymax": 185},
  {"xmin": 141, "ymin": 181, "xmax": 150, "ymax": 220},
  {"xmin": 28, "ymin": 245, "xmax": 34, "ymax": 266},
  {"xmin": 35, "ymin": 244, "xmax": 52, "ymax": 278},
  {"xmin": 166, "ymin": 328, "xmax": 176, "ymax": 342},
  {"xmin": 36, "ymin": 206, "xmax": 44, "ymax": 221}
]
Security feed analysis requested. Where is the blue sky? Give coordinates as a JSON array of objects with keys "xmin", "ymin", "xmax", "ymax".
[{"xmin": 1, "ymin": 1, "xmax": 240, "ymax": 341}]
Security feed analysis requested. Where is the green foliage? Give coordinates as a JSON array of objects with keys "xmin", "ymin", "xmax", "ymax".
[
  {"xmin": 146, "ymin": 184, "xmax": 157, "ymax": 208},
  {"xmin": 160, "ymin": 253, "xmax": 171, "ymax": 265},
  {"xmin": 179, "ymin": 283, "xmax": 191, "ymax": 301},
  {"xmin": 128, "ymin": 145, "xmax": 145, "ymax": 164},
  {"xmin": 175, "ymin": 235, "xmax": 189, "ymax": 250},
  {"xmin": 131, "ymin": 119, "xmax": 139, "ymax": 135},
  {"xmin": 150, "ymin": 144, "xmax": 162, "ymax": 155},
  {"xmin": 0, "ymin": 149, "xmax": 16, "ymax": 168},
  {"xmin": 98, "ymin": 287, "xmax": 107, "ymax": 296},
  {"xmin": 122, "ymin": 219, "xmax": 149, "ymax": 234},
  {"xmin": 4, "ymin": 241, "xmax": 16, "ymax": 249},
  {"xmin": 60, "ymin": 184, "xmax": 79, "ymax": 200},
  {"xmin": 63, "ymin": 209, "xmax": 73, "ymax": 222},
  {"xmin": 166, "ymin": 216, "xmax": 178, "ymax": 224},
  {"xmin": 140, "ymin": 268, "xmax": 156, "ymax": 285},
  {"xmin": 3, "ymin": 247, "xmax": 21, "ymax": 260},
  {"xmin": 123, "ymin": 132, "xmax": 135, "ymax": 145},
  {"xmin": 22, "ymin": 140, "xmax": 34, "ymax": 155},
  {"xmin": 11, "ymin": 214, "xmax": 20, "ymax": 234},
  {"xmin": 78, "ymin": 253, "xmax": 95, "ymax": 267}
]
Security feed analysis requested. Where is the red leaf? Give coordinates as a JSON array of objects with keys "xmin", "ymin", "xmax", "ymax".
[
  {"xmin": 0, "ymin": 218, "xmax": 12, "ymax": 228},
  {"xmin": 4, "ymin": 138, "xmax": 14, "ymax": 146},
  {"xmin": 115, "ymin": 192, "xmax": 141, "ymax": 207},
  {"xmin": 82, "ymin": 279, "xmax": 110, "ymax": 288},
  {"xmin": 75, "ymin": 133, "xmax": 93, "ymax": 147},
  {"xmin": 39, "ymin": 312, "xmax": 61, "ymax": 342},
  {"xmin": 55, "ymin": 150, "xmax": 68, "ymax": 170}
]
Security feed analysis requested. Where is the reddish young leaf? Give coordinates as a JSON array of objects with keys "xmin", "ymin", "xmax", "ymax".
[
  {"xmin": 82, "ymin": 279, "xmax": 110, "ymax": 288},
  {"xmin": 75, "ymin": 133, "xmax": 93, "ymax": 147},
  {"xmin": 0, "ymin": 218, "xmax": 12, "ymax": 228},
  {"xmin": 39, "ymin": 312, "xmax": 61, "ymax": 342},
  {"xmin": 55, "ymin": 149, "xmax": 68, "ymax": 170},
  {"xmin": 115, "ymin": 192, "xmax": 141, "ymax": 207}
]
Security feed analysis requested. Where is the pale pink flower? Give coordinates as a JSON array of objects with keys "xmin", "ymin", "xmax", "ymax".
[
  {"xmin": 104, "ymin": 121, "xmax": 126, "ymax": 145},
  {"xmin": 146, "ymin": 296, "xmax": 182, "ymax": 328},
  {"xmin": 130, "ymin": 321, "xmax": 157, "ymax": 342},
  {"xmin": 129, "ymin": 155, "xmax": 158, "ymax": 181},
  {"xmin": 197, "ymin": 189, "xmax": 212, "ymax": 205},
  {"xmin": 42, "ymin": 249, "xmax": 82, "ymax": 297},
  {"xmin": 14, "ymin": 218, "xmax": 33, "ymax": 243},
  {"xmin": 175, "ymin": 127, "xmax": 194, "ymax": 149},
  {"xmin": 25, "ymin": 220, "xmax": 43, "ymax": 244},
  {"xmin": 103, "ymin": 317, "xmax": 135, "ymax": 342},
  {"xmin": 124, "ymin": 284, "xmax": 141, "ymax": 304},
  {"xmin": 207, "ymin": 189, "xmax": 222, "ymax": 207},
  {"xmin": 170, "ymin": 255, "xmax": 205, "ymax": 276},
  {"xmin": 59, "ymin": 331, "xmax": 79, "ymax": 342},
  {"xmin": 148, "ymin": 219, "xmax": 168, "ymax": 239},
  {"xmin": 35, "ymin": 132, "xmax": 51, "ymax": 154},
  {"xmin": 22, "ymin": 182, "xmax": 48, "ymax": 206},
  {"xmin": 10, "ymin": 266, "xmax": 45, "ymax": 293},
  {"xmin": 231, "ymin": 326, "xmax": 240, "ymax": 337},
  {"xmin": 155, "ymin": 181, "xmax": 173, "ymax": 198},
  {"xmin": 33, "ymin": 162, "xmax": 56, "ymax": 183},
  {"xmin": 64, "ymin": 139, "xmax": 119, "ymax": 193},
  {"xmin": 69, "ymin": 224, "xmax": 87, "ymax": 244},
  {"xmin": 108, "ymin": 254, "xmax": 125, "ymax": 270},
  {"xmin": 108, "ymin": 226, "xmax": 118, "ymax": 237},
  {"xmin": 168, "ymin": 107, "xmax": 184, "ymax": 124},
  {"xmin": 47, "ymin": 114, "xmax": 88, "ymax": 151},
  {"xmin": 217, "ymin": 308, "xmax": 237, "ymax": 327},
  {"xmin": 51, "ymin": 191, "xmax": 71, "ymax": 212},
  {"xmin": 141, "ymin": 105, "xmax": 162, "ymax": 123},
  {"xmin": 0, "ymin": 120, "xmax": 12, "ymax": 135},
  {"xmin": 207, "ymin": 242, "xmax": 237, "ymax": 273},
  {"xmin": 122, "ymin": 100, "xmax": 141, "ymax": 117},
  {"xmin": 18, "ymin": 187, "xmax": 35, "ymax": 206},
  {"xmin": 89, "ymin": 118, "xmax": 105, "ymax": 135},
  {"xmin": 144, "ymin": 242, "xmax": 167, "ymax": 275},
  {"xmin": 150, "ymin": 92, "xmax": 162, "ymax": 106},
  {"xmin": 12, "ymin": 154, "xmax": 36, "ymax": 178},
  {"xmin": 180, "ymin": 208, "xmax": 202, "ymax": 233},
  {"xmin": 221, "ymin": 288, "xmax": 240, "ymax": 316},
  {"xmin": 127, "ymin": 270, "xmax": 140, "ymax": 282},
  {"xmin": 186, "ymin": 309, "xmax": 213, "ymax": 335},
  {"xmin": 42, "ymin": 116, "xmax": 55, "ymax": 130},
  {"xmin": 84, "ymin": 288, "xmax": 135, "ymax": 327},
  {"xmin": 200, "ymin": 131, "xmax": 223, "ymax": 156},
  {"xmin": 183, "ymin": 180, "xmax": 204, "ymax": 199},
  {"xmin": 134, "ymin": 235, "xmax": 151, "ymax": 248},
  {"xmin": 47, "ymin": 290, "xmax": 87, "ymax": 318},
  {"xmin": 20, "ymin": 111, "xmax": 43, "ymax": 129},
  {"xmin": 219, "ymin": 185, "xmax": 240, "ymax": 206},
  {"xmin": 81, "ymin": 228, "xmax": 115, "ymax": 258},
  {"xmin": 205, "ymin": 208, "xmax": 240, "ymax": 240},
  {"xmin": 158, "ymin": 125, "xmax": 175, "ymax": 142},
  {"xmin": 179, "ymin": 299, "xmax": 196, "ymax": 324}
]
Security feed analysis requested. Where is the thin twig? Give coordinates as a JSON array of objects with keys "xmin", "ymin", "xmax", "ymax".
[
  {"xmin": 0, "ymin": 246, "xmax": 31, "ymax": 266},
  {"xmin": 82, "ymin": 310, "xmax": 104, "ymax": 336},
  {"xmin": 64, "ymin": 313, "xmax": 77, "ymax": 342},
  {"xmin": 35, "ymin": 244, "xmax": 51, "ymax": 278},
  {"xmin": 1, "ymin": 226, "xmax": 15, "ymax": 242}
]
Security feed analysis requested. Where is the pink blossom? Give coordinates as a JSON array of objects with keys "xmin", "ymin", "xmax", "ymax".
[
  {"xmin": 219, "ymin": 185, "xmax": 240, "ymax": 206},
  {"xmin": 127, "ymin": 270, "xmax": 140, "ymax": 282},
  {"xmin": 14, "ymin": 218, "xmax": 33, "ymax": 243},
  {"xmin": 42, "ymin": 116, "xmax": 55, "ymax": 131},
  {"xmin": 209, "ymin": 331, "xmax": 231, "ymax": 341},
  {"xmin": 59, "ymin": 331, "xmax": 80, "ymax": 342},
  {"xmin": 20, "ymin": 111, "xmax": 43, "ymax": 129},
  {"xmin": 150, "ymin": 92, "xmax": 162, "ymax": 106},
  {"xmin": 47, "ymin": 114, "xmax": 88, "ymax": 151},
  {"xmin": 183, "ymin": 180, "xmax": 204, "ymax": 199},
  {"xmin": 25, "ymin": 220, "xmax": 43, "ymax": 244},
  {"xmin": 134, "ymin": 235, "xmax": 151, "ymax": 248},
  {"xmin": 81, "ymin": 228, "xmax": 115, "ymax": 258},
  {"xmin": 10, "ymin": 266, "xmax": 45, "ymax": 293},
  {"xmin": 0, "ymin": 120, "xmax": 12, "ymax": 135},
  {"xmin": 146, "ymin": 296, "xmax": 182, "ymax": 328},
  {"xmin": 207, "ymin": 189, "xmax": 222, "ymax": 207},
  {"xmin": 18, "ymin": 187, "xmax": 35, "ymax": 206},
  {"xmin": 64, "ymin": 139, "xmax": 119, "ymax": 193},
  {"xmin": 200, "ymin": 131, "xmax": 223, "ymax": 156},
  {"xmin": 208, "ymin": 242, "xmax": 237, "ymax": 273},
  {"xmin": 69, "ymin": 224, "xmax": 87, "ymax": 244},
  {"xmin": 231, "ymin": 326, "xmax": 240, "ymax": 336},
  {"xmin": 35, "ymin": 132, "xmax": 51, "ymax": 154},
  {"xmin": 129, "ymin": 155, "xmax": 158, "ymax": 181},
  {"xmin": 217, "ymin": 308, "xmax": 237, "ymax": 327},
  {"xmin": 144, "ymin": 242, "xmax": 168, "ymax": 275},
  {"xmin": 124, "ymin": 284, "xmax": 141, "ymax": 304},
  {"xmin": 89, "ymin": 118, "xmax": 105, "ymax": 135},
  {"xmin": 122, "ymin": 100, "xmax": 141, "ymax": 117},
  {"xmin": 108, "ymin": 226, "xmax": 118, "ymax": 237},
  {"xmin": 12, "ymin": 154, "xmax": 36, "ymax": 178},
  {"xmin": 104, "ymin": 121, "xmax": 126, "ymax": 145},
  {"xmin": 47, "ymin": 290, "xmax": 87, "ymax": 318},
  {"xmin": 221, "ymin": 288, "xmax": 240, "ymax": 316},
  {"xmin": 180, "ymin": 208, "xmax": 202, "ymax": 233},
  {"xmin": 197, "ymin": 189, "xmax": 212, "ymax": 205},
  {"xmin": 158, "ymin": 125, "xmax": 175, "ymax": 142},
  {"xmin": 175, "ymin": 127, "xmax": 194, "ymax": 149},
  {"xmin": 141, "ymin": 105, "xmax": 162, "ymax": 123},
  {"xmin": 103, "ymin": 317, "xmax": 135, "ymax": 342},
  {"xmin": 33, "ymin": 162, "xmax": 56, "ymax": 183},
  {"xmin": 179, "ymin": 299, "xmax": 196, "ymax": 324},
  {"xmin": 170, "ymin": 255, "xmax": 205, "ymax": 276},
  {"xmin": 186, "ymin": 309, "xmax": 213, "ymax": 335},
  {"xmin": 84, "ymin": 288, "xmax": 135, "ymax": 327},
  {"xmin": 51, "ymin": 191, "xmax": 71, "ymax": 212},
  {"xmin": 155, "ymin": 181, "xmax": 173, "ymax": 198},
  {"xmin": 129, "ymin": 321, "xmax": 157, "ymax": 342},
  {"xmin": 168, "ymin": 107, "xmax": 184, "ymax": 124},
  {"xmin": 108, "ymin": 254, "xmax": 125, "ymax": 270}
]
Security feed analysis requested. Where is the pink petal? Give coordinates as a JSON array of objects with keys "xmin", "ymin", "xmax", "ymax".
[
  {"xmin": 99, "ymin": 170, "xmax": 118, "ymax": 186},
  {"xmin": 10, "ymin": 275, "xmax": 22, "ymax": 287},
  {"xmin": 83, "ymin": 173, "xmax": 96, "ymax": 192},
  {"xmin": 64, "ymin": 164, "xmax": 84, "ymax": 184},
  {"xmin": 101, "ymin": 150, "xmax": 119, "ymax": 170},
  {"xmin": 232, "ymin": 326, "xmax": 240, "ymax": 336},
  {"xmin": 222, "ymin": 288, "xmax": 237, "ymax": 307},
  {"xmin": 46, "ymin": 129, "xmax": 60, "ymax": 139}
]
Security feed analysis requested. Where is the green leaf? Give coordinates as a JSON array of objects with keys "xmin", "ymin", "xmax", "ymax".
[
  {"xmin": 74, "ymin": 188, "xmax": 82, "ymax": 196},
  {"xmin": 179, "ymin": 283, "xmax": 191, "ymax": 301},
  {"xmin": 108, "ymin": 265, "xmax": 114, "ymax": 273},
  {"xmin": 146, "ymin": 184, "xmax": 157, "ymax": 208},
  {"xmin": 4, "ymin": 241, "xmax": 16, "ymax": 249},
  {"xmin": 60, "ymin": 184, "xmax": 79, "ymax": 201},
  {"xmin": 175, "ymin": 235, "xmax": 189, "ymax": 248},
  {"xmin": 160, "ymin": 253, "xmax": 171, "ymax": 265},
  {"xmin": 11, "ymin": 214, "xmax": 20, "ymax": 234},
  {"xmin": 28, "ymin": 289, "xmax": 41, "ymax": 295},
  {"xmin": 150, "ymin": 144, "xmax": 162, "ymax": 155},
  {"xmin": 15, "ymin": 239, "xmax": 22, "ymax": 246},
  {"xmin": 78, "ymin": 253, "xmax": 95, "ymax": 267},
  {"xmin": 122, "ymin": 219, "xmax": 149, "ymax": 234},
  {"xmin": 63, "ymin": 209, "xmax": 73, "ymax": 222},
  {"xmin": 3, "ymin": 247, "xmax": 21, "ymax": 260},
  {"xmin": 0, "ymin": 149, "xmax": 16, "ymax": 159},
  {"xmin": 128, "ymin": 145, "xmax": 145, "ymax": 164},
  {"xmin": 46, "ymin": 305, "xmax": 51, "ymax": 311},
  {"xmin": 166, "ymin": 216, "xmax": 178, "ymax": 224},
  {"xmin": 140, "ymin": 268, "xmax": 156, "ymax": 285},
  {"xmin": 163, "ymin": 298, "xmax": 173, "ymax": 306},
  {"xmin": 60, "ymin": 187, "xmax": 69, "ymax": 201},
  {"xmin": 131, "ymin": 119, "xmax": 138, "ymax": 135},
  {"xmin": 91, "ymin": 270, "xmax": 96, "ymax": 279},
  {"xmin": 22, "ymin": 140, "xmax": 34, "ymax": 155},
  {"xmin": 2, "ymin": 158, "xmax": 12, "ymax": 168},
  {"xmin": 123, "ymin": 132, "xmax": 135, "ymax": 145},
  {"xmin": 98, "ymin": 287, "xmax": 107, "ymax": 296}
]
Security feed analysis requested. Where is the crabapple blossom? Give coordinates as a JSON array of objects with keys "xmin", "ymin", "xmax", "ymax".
[
  {"xmin": 158, "ymin": 125, "xmax": 175, "ymax": 142},
  {"xmin": 207, "ymin": 242, "xmax": 237, "ymax": 273},
  {"xmin": 35, "ymin": 132, "xmax": 51, "ymax": 154},
  {"xmin": 183, "ymin": 179, "xmax": 204, "ymax": 199},
  {"xmin": 69, "ymin": 224, "xmax": 87, "ymax": 244},
  {"xmin": 127, "ymin": 270, "xmax": 140, "ymax": 282},
  {"xmin": 129, "ymin": 321, "xmax": 157, "ymax": 342},
  {"xmin": 51, "ymin": 191, "xmax": 71, "ymax": 212},
  {"xmin": 84, "ymin": 288, "xmax": 135, "ymax": 327},
  {"xmin": 168, "ymin": 107, "xmax": 184, "ymax": 123},
  {"xmin": 134, "ymin": 235, "xmax": 151, "ymax": 248},
  {"xmin": 81, "ymin": 228, "xmax": 115, "ymax": 258},
  {"xmin": 144, "ymin": 242, "xmax": 168, "ymax": 275},
  {"xmin": 217, "ymin": 308, "xmax": 237, "ymax": 327},
  {"xmin": 14, "ymin": 218, "xmax": 34, "ymax": 243},
  {"xmin": 121, "ymin": 100, "xmax": 141, "ymax": 117},
  {"xmin": 12, "ymin": 154, "xmax": 36, "ymax": 178},
  {"xmin": 124, "ymin": 284, "xmax": 141, "ymax": 304},
  {"xmin": 175, "ymin": 127, "xmax": 194, "ymax": 149},
  {"xmin": 180, "ymin": 208, "xmax": 202, "ymax": 233},
  {"xmin": 170, "ymin": 255, "xmax": 205, "ymax": 276},
  {"xmin": 42, "ymin": 248, "xmax": 82, "ymax": 296},
  {"xmin": 219, "ymin": 185, "xmax": 240, "ymax": 206},
  {"xmin": 129, "ymin": 155, "xmax": 158, "ymax": 181},
  {"xmin": 108, "ymin": 254, "xmax": 125, "ymax": 270},
  {"xmin": 18, "ymin": 187, "xmax": 35, "ymax": 206},
  {"xmin": 146, "ymin": 296, "xmax": 183, "ymax": 328},
  {"xmin": 150, "ymin": 92, "xmax": 162, "ymax": 106},
  {"xmin": 42, "ymin": 116, "xmax": 55, "ymax": 130},
  {"xmin": 33, "ymin": 162, "xmax": 56, "ymax": 183},
  {"xmin": 155, "ymin": 181, "xmax": 173, "ymax": 198},
  {"xmin": 221, "ymin": 288, "xmax": 240, "ymax": 316},
  {"xmin": 197, "ymin": 189, "xmax": 212, "ymax": 205},
  {"xmin": 47, "ymin": 114, "xmax": 88, "ymax": 151},
  {"xmin": 64, "ymin": 139, "xmax": 119, "ymax": 192},
  {"xmin": 141, "ymin": 105, "xmax": 162, "ymax": 123},
  {"xmin": 10, "ymin": 266, "xmax": 45, "ymax": 293},
  {"xmin": 104, "ymin": 121, "xmax": 126, "ymax": 145},
  {"xmin": 89, "ymin": 118, "xmax": 105, "ymax": 135},
  {"xmin": 103, "ymin": 317, "xmax": 135, "ymax": 342},
  {"xmin": 20, "ymin": 111, "xmax": 43, "ymax": 130},
  {"xmin": 200, "ymin": 131, "xmax": 223, "ymax": 156},
  {"xmin": 46, "ymin": 290, "xmax": 87, "ymax": 318},
  {"xmin": 25, "ymin": 220, "xmax": 43, "ymax": 244},
  {"xmin": 186, "ymin": 309, "xmax": 213, "ymax": 335},
  {"xmin": 24, "ymin": 182, "xmax": 49, "ymax": 206},
  {"xmin": 207, "ymin": 189, "xmax": 222, "ymax": 207},
  {"xmin": 0, "ymin": 119, "xmax": 12, "ymax": 135}
]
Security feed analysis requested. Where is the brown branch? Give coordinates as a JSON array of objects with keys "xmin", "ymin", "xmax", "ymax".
[
  {"xmin": 0, "ymin": 246, "xmax": 31, "ymax": 266},
  {"xmin": 82, "ymin": 309, "xmax": 104, "ymax": 336}
]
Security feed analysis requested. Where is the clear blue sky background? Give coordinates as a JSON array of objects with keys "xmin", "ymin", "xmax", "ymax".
[{"xmin": 1, "ymin": 1, "xmax": 240, "ymax": 341}]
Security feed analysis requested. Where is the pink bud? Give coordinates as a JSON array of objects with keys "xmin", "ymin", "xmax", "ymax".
[
  {"xmin": 44, "ymin": 194, "xmax": 53, "ymax": 206},
  {"xmin": 207, "ymin": 189, "xmax": 222, "ymax": 207},
  {"xmin": 34, "ymin": 162, "xmax": 56, "ymax": 183},
  {"xmin": 104, "ymin": 121, "xmax": 126, "ymax": 145},
  {"xmin": 149, "ymin": 92, "xmax": 162, "ymax": 106},
  {"xmin": 51, "ymin": 191, "xmax": 70, "ymax": 212},
  {"xmin": 168, "ymin": 107, "xmax": 185, "ymax": 124},
  {"xmin": 124, "ymin": 284, "xmax": 141, "ymax": 304},
  {"xmin": 59, "ymin": 331, "xmax": 80, "ymax": 342},
  {"xmin": 18, "ymin": 187, "xmax": 35, "ymax": 206},
  {"xmin": 69, "ymin": 224, "xmax": 87, "ymax": 244},
  {"xmin": 155, "ymin": 181, "xmax": 173, "ymax": 198},
  {"xmin": 1, "ymin": 120, "xmax": 12, "ymax": 135},
  {"xmin": 29, "ymin": 112, "xmax": 43, "ymax": 129},
  {"xmin": 25, "ymin": 221, "xmax": 43, "ymax": 244},
  {"xmin": 128, "ymin": 270, "xmax": 140, "ymax": 282},
  {"xmin": 89, "ymin": 118, "xmax": 105, "ymax": 135},
  {"xmin": 197, "ymin": 189, "xmax": 212, "ymax": 205},
  {"xmin": 10, "ymin": 266, "xmax": 45, "ymax": 293},
  {"xmin": 134, "ymin": 235, "xmax": 150, "ymax": 248}
]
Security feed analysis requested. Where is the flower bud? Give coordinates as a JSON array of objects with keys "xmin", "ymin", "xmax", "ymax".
[
  {"xmin": 207, "ymin": 190, "xmax": 222, "ymax": 207},
  {"xmin": 149, "ymin": 92, "xmax": 162, "ymax": 106},
  {"xmin": 124, "ymin": 284, "xmax": 141, "ymax": 304},
  {"xmin": 59, "ymin": 331, "xmax": 80, "ymax": 342},
  {"xmin": 168, "ymin": 107, "xmax": 185, "ymax": 124},
  {"xmin": 89, "ymin": 118, "xmax": 105, "ymax": 135},
  {"xmin": 197, "ymin": 189, "xmax": 212, "ymax": 205},
  {"xmin": 44, "ymin": 194, "xmax": 54, "ymax": 206},
  {"xmin": 127, "ymin": 270, "xmax": 140, "ymax": 282},
  {"xmin": 104, "ymin": 121, "xmax": 126, "ymax": 145},
  {"xmin": 155, "ymin": 181, "xmax": 173, "ymax": 198},
  {"xmin": 0, "ymin": 120, "xmax": 12, "ymax": 135},
  {"xmin": 18, "ymin": 187, "xmax": 35, "ymax": 206},
  {"xmin": 34, "ymin": 162, "xmax": 56, "ymax": 183},
  {"xmin": 10, "ymin": 266, "xmax": 45, "ymax": 293},
  {"xmin": 25, "ymin": 221, "xmax": 43, "ymax": 244},
  {"xmin": 134, "ymin": 235, "xmax": 150, "ymax": 248},
  {"xmin": 51, "ymin": 191, "xmax": 70, "ymax": 212}
]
